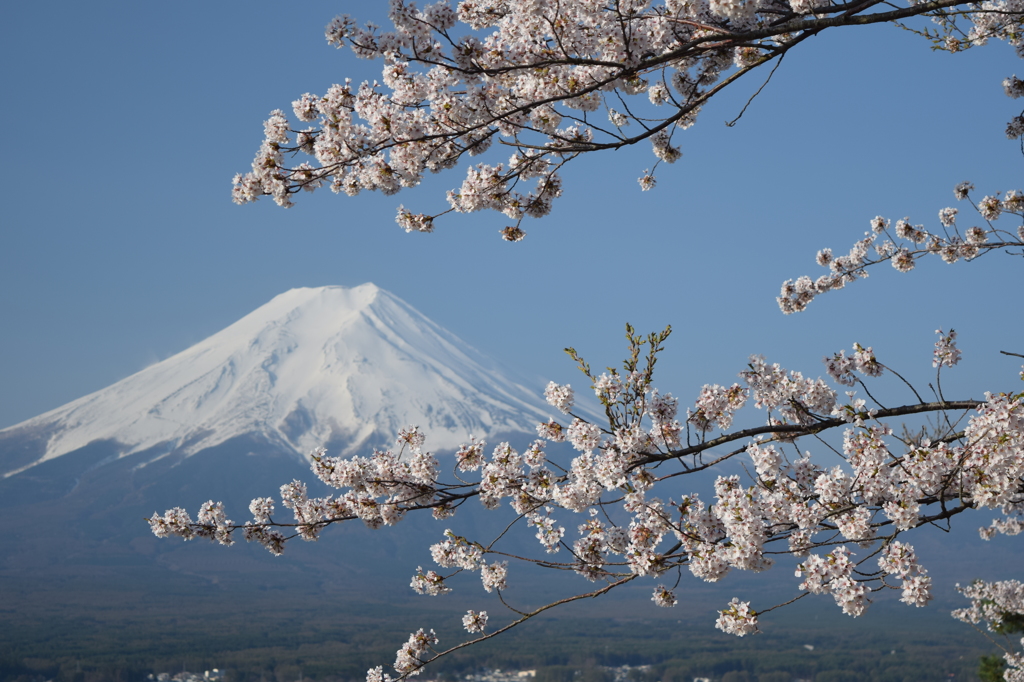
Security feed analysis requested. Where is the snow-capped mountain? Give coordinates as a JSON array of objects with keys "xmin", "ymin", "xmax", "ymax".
[{"xmin": 0, "ymin": 284, "xmax": 553, "ymax": 478}]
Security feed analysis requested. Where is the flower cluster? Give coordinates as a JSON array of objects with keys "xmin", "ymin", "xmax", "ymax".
[
  {"xmin": 796, "ymin": 546, "xmax": 870, "ymax": 617},
  {"xmin": 687, "ymin": 383, "xmax": 748, "ymax": 432},
  {"xmin": 954, "ymin": 580, "xmax": 1024, "ymax": 681},
  {"xmin": 393, "ymin": 629, "xmax": 438, "ymax": 676},
  {"xmin": 933, "ymin": 329, "xmax": 962, "ymax": 368},
  {"xmin": 544, "ymin": 382, "xmax": 574, "ymax": 414},
  {"xmin": 715, "ymin": 598, "xmax": 758, "ymax": 636},
  {"xmin": 823, "ymin": 343, "xmax": 887, "ymax": 387},
  {"xmin": 462, "ymin": 610, "xmax": 488, "ymax": 634},
  {"xmin": 651, "ymin": 585, "xmax": 677, "ymax": 608},
  {"xmin": 878, "ymin": 541, "xmax": 932, "ymax": 608},
  {"xmin": 411, "ymin": 567, "xmax": 451, "ymax": 596}
]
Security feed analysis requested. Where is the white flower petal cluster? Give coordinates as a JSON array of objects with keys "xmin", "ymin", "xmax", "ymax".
[
  {"xmin": 462, "ymin": 610, "xmax": 488, "ymax": 633},
  {"xmin": 933, "ymin": 328, "xmax": 962, "ymax": 368},
  {"xmin": 741, "ymin": 355, "xmax": 837, "ymax": 425},
  {"xmin": 431, "ymin": 530, "xmax": 483, "ymax": 570},
  {"xmin": 687, "ymin": 383, "xmax": 748, "ymax": 432},
  {"xmin": 651, "ymin": 585, "xmax": 677, "ymax": 607},
  {"xmin": 545, "ymin": 381, "xmax": 575, "ymax": 414},
  {"xmin": 796, "ymin": 546, "xmax": 871, "ymax": 617},
  {"xmin": 480, "ymin": 561, "xmax": 508, "ymax": 593},
  {"xmin": 954, "ymin": 580, "xmax": 1024, "ymax": 680},
  {"xmin": 411, "ymin": 567, "xmax": 452, "ymax": 596},
  {"xmin": 878, "ymin": 542, "xmax": 932, "ymax": 607},
  {"xmin": 393, "ymin": 628, "xmax": 438, "ymax": 676},
  {"xmin": 715, "ymin": 598, "xmax": 758, "ymax": 636}
]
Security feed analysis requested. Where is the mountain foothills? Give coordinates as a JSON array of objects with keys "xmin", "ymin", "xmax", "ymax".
[{"xmin": 0, "ymin": 284, "xmax": 554, "ymax": 588}]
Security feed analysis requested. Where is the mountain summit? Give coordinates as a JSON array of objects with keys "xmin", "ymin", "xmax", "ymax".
[{"xmin": 1, "ymin": 284, "xmax": 551, "ymax": 478}]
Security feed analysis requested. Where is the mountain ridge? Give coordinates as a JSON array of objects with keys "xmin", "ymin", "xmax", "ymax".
[{"xmin": 0, "ymin": 284, "xmax": 553, "ymax": 478}]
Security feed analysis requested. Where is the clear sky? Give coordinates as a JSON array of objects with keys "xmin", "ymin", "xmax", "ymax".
[{"xmin": 1, "ymin": 2, "xmax": 1021, "ymax": 431}]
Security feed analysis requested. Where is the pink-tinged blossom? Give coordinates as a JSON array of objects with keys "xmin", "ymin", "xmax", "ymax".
[
  {"xmin": 979, "ymin": 195, "xmax": 1003, "ymax": 221},
  {"xmin": 938, "ymin": 207, "xmax": 958, "ymax": 227},
  {"xmin": 852, "ymin": 343, "xmax": 884, "ymax": 377},
  {"xmin": 954, "ymin": 580, "xmax": 1024, "ymax": 676},
  {"xmin": 280, "ymin": 480, "xmax": 308, "ymax": 510},
  {"xmin": 292, "ymin": 93, "xmax": 319, "ymax": 122},
  {"xmin": 882, "ymin": 491, "xmax": 921, "ymax": 531},
  {"xmin": 462, "ymin": 610, "xmax": 488, "ymax": 633},
  {"xmin": 870, "ymin": 216, "xmax": 890, "ymax": 233},
  {"xmin": 878, "ymin": 541, "xmax": 922, "ymax": 579},
  {"xmin": 965, "ymin": 226, "xmax": 989, "ymax": 244},
  {"xmin": 747, "ymin": 441, "xmax": 782, "ymax": 480},
  {"xmin": 529, "ymin": 512, "xmax": 565, "ymax": 553},
  {"xmin": 933, "ymin": 329, "xmax": 962, "ymax": 368},
  {"xmin": 500, "ymin": 226, "xmax": 526, "ymax": 242},
  {"xmin": 545, "ymin": 382, "xmax": 575, "ymax": 413},
  {"xmin": 688, "ymin": 383, "xmax": 748, "ymax": 431},
  {"xmin": 652, "ymin": 585, "xmax": 677, "ymax": 607},
  {"xmin": 955, "ymin": 580, "xmax": 1024, "ymax": 631},
  {"xmin": 955, "ymin": 181, "xmax": 975, "ymax": 200},
  {"xmin": 263, "ymin": 110, "xmax": 290, "ymax": 145},
  {"xmin": 243, "ymin": 524, "xmax": 286, "ymax": 556},
  {"xmin": 148, "ymin": 507, "xmax": 195, "ymax": 540},
  {"xmin": 895, "ymin": 219, "xmax": 927, "ymax": 243},
  {"xmin": 397, "ymin": 425, "xmax": 427, "ymax": 450},
  {"xmin": 249, "ymin": 497, "xmax": 274, "ymax": 524},
  {"xmin": 835, "ymin": 507, "xmax": 876, "ymax": 547},
  {"xmin": 797, "ymin": 546, "xmax": 872, "ymax": 617},
  {"xmin": 741, "ymin": 355, "xmax": 836, "ymax": 424},
  {"xmin": 456, "ymin": 438, "xmax": 486, "ymax": 471},
  {"xmin": 650, "ymin": 131, "xmax": 682, "ymax": 163},
  {"xmin": 481, "ymin": 561, "xmax": 508, "ymax": 593},
  {"xmin": 393, "ymin": 628, "xmax": 438, "ymax": 676},
  {"xmin": 648, "ymin": 389, "xmax": 679, "ymax": 421},
  {"xmin": 891, "ymin": 248, "xmax": 915, "ymax": 272},
  {"xmin": 431, "ymin": 530, "xmax": 483, "ymax": 570},
  {"xmin": 396, "ymin": 206, "xmax": 435, "ymax": 233},
  {"xmin": 716, "ymin": 598, "xmax": 758, "ymax": 636},
  {"xmin": 1004, "ymin": 190, "xmax": 1024, "ymax": 213},
  {"xmin": 566, "ymin": 418, "xmax": 601, "ymax": 452},
  {"xmin": 824, "ymin": 350, "xmax": 857, "ymax": 386},
  {"xmin": 536, "ymin": 419, "xmax": 566, "ymax": 442},
  {"xmin": 411, "ymin": 567, "xmax": 452, "ymax": 596},
  {"xmin": 523, "ymin": 439, "xmax": 547, "ymax": 467},
  {"xmin": 366, "ymin": 666, "xmax": 394, "ymax": 682},
  {"xmin": 593, "ymin": 373, "xmax": 624, "ymax": 402}
]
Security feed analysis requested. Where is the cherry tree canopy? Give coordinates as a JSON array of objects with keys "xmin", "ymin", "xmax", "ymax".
[{"xmin": 231, "ymin": 0, "xmax": 1023, "ymax": 241}]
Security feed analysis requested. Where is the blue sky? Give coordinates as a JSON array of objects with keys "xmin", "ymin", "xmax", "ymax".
[{"xmin": 1, "ymin": 2, "xmax": 1021, "ymax": 430}]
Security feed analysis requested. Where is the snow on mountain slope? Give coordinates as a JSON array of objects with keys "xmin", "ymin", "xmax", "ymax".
[{"xmin": 1, "ymin": 284, "xmax": 554, "ymax": 477}]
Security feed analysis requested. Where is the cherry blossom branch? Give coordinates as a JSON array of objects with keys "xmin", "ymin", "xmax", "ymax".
[
  {"xmin": 780, "ymin": 184, "xmax": 1023, "ymax": 313},
  {"xmin": 150, "ymin": 322, "xmax": 1024, "ymax": 679},
  {"xmin": 232, "ymin": 0, "xmax": 1021, "ymax": 239}
]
